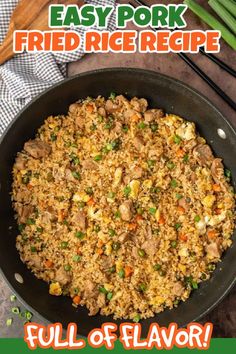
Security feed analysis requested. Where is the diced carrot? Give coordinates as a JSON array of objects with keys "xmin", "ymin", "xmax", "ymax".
[
  {"xmin": 213, "ymin": 184, "xmax": 221, "ymax": 192},
  {"xmin": 136, "ymin": 215, "xmax": 144, "ymax": 222},
  {"xmin": 130, "ymin": 114, "xmax": 140, "ymax": 123},
  {"xmin": 86, "ymin": 104, "xmax": 94, "ymax": 113},
  {"xmin": 215, "ymin": 208, "xmax": 222, "ymax": 215},
  {"xmin": 97, "ymin": 248, "xmax": 104, "ymax": 255},
  {"xmin": 158, "ymin": 215, "xmax": 165, "ymax": 225},
  {"xmin": 128, "ymin": 223, "xmax": 137, "ymax": 231},
  {"xmin": 179, "ymin": 234, "xmax": 188, "ymax": 242},
  {"xmin": 124, "ymin": 266, "xmax": 133, "ymax": 277},
  {"xmin": 27, "ymin": 184, "xmax": 33, "ymax": 190},
  {"xmin": 207, "ymin": 230, "xmax": 218, "ymax": 240},
  {"xmin": 97, "ymin": 239, "xmax": 104, "ymax": 248},
  {"xmin": 73, "ymin": 295, "xmax": 81, "ymax": 305},
  {"xmin": 45, "ymin": 260, "xmax": 54, "ymax": 268},
  {"xmin": 176, "ymin": 148, "xmax": 185, "ymax": 158},
  {"xmin": 87, "ymin": 198, "xmax": 95, "ymax": 206},
  {"xmin": 76, "ymin": 248, "xmax": 82, "ymax": 255},
  {"xmin": 177, "ymin": 206, "xmax": 185, "ymax": 214}
]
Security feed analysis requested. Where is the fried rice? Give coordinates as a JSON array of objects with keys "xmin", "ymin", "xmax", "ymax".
[{"xmin": 12, "ymin": 94, "xmax": 235, "ymax": 321}]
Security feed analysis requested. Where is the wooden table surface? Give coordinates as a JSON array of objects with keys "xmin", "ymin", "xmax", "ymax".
[{"xmin": 0, "ymin": 0, "xmax": 235, "ymax": 338}]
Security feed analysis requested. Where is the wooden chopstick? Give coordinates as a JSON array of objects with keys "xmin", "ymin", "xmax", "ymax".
[{"xmin": 131, "ymin": 0, "xmax": 236, "ymax": 112}]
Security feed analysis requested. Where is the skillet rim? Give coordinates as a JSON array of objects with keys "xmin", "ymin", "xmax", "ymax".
[{"xmin": 0, "ymin": 67, "xmax": 236, "ymax": 332}]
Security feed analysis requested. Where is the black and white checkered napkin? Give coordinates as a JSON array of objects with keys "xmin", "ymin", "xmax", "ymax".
[{"xmin": 0, "ymin": 0, "xmax": 116, "ymax": 136}]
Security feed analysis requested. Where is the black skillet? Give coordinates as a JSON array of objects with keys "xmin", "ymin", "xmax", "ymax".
[{"xmin": 0, "ymin": 68, "xmax": 236, "ymax": 337}]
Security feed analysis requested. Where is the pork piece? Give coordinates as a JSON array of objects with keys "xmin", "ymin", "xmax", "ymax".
[
  {"xmin": 97, "ymin": 293, "xmax": 106, "ymax": 308},
  {"xmin": 193, "ymin": 144, "xmax": 214, "ymax": 166},
  {"xmin": 172, "ymin": 282, "xmax": 185, "ymax": 297},
  {"xmin": 119, "ymin": 200, "xmax": 133, "ymax": 221},
  {"xmin": 18, "ymin": 204, "xmax": 34, "ymax": 223},
  {"xmin": 69, "ymin": 103, "xmax": 80, "ymax": 114},
  {"xmin": 133, "ymin": 135, "xmax": 145, "ymax": 151},
  {"xmin": 65, "ymin": 169, "xmax": 76, "ymax": 182},
  {"xmin": 83, "ymin": 280, "xmax": 99, "ymax": 299},
  {"xmin": 142, "ymin": 239, "xmax": 159, "ymax": 256},
  {"xmin": 27, "ymin": 254, "xmax": 42, "ymax": 269},
  {"xmin": 24, "ymin": 140, "xmax": 51, "ymax": 159},
  {"xmin": 144, "ymin": 109, "xmax": 164, "ymax": 123},
  {"xmin": 130, "ymin": 97, "xmax": 148, "ymax": 113},
  {"xmin": 82, "ymin": 159, "xmax": 98, "ymax": 171},
  {"xmin": 15, "ymin": 155, "xmax": 26, "ymax": 170},
  {"xmin": 205, "ymin": 242, "xmax": 221, "ymax": 259},
  {"xmin": 118, "ymin": 233, "xmax": 131, "ymax": 243},
  {"xmin": 98, "ymin": 107, "xmax": 106, "ymax": 117},
  {"xmin": 73, "ymin": 211, "xmax": 86, "ymax": 231},
  {"xmin": 55, "ymin": 267, "xmax": 72, "ymax": 286},
  {"xmin": 211, "ymin": 158, "xmax": 224, "ymax": 184},
  {"xmin": 75, "ymin": 115, "xmax": 85, "ymax": 129},
  {"xmin": 100, "ymin": 256, "xmax": 113, "ymax": 271},
  {"xmin": 15, "ymin": 189, "xmax": 31, "ymax": 203},
  {"xmin": 114, "ymin": 121, "xmax": 123, "ymax": 133},
  {"xmin": 105, "ymin": 100, "xmax": 120, "ymax": 113},
  {"xmin": 88, "ymin": 302, "xmax": 100, "ymax": 316},
  {"xmin": 178, "ymin": 197, "xmax": 191, "ymax": 211},
  {"xmin": 130, "ymin": 166, "xmax": 143, "ymax": 179}
]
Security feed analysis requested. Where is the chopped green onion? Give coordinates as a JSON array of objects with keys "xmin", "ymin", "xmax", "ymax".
[
  {"xmin": 122, "ymin": 124, "xmax": 129, "ymax": 133},
  {"xmin": 71, "ymin": 171, "xmax": 81, "ymax": 180},
  {"xmin": 150, "ymin": 123, "xmax": 158, "ymax": 132},
  {"xmin": 147, "ymin": 160, "xmax": 156, "ymax": 168},
  {"xmin": 139, "ymin": 283, "xmax": 147, "ymax": 292},
  {"xmin": 153, "ymin": 264, "xmax": 162, "ymax": 271},
  {"xmin": 123, "ymin": 186, "xmax": 131, "ymax": 197},
  {"xmin": 85, "ymin": 187, "xmax": 93, "ymax": 196},
  {"xmin": 90, "ymin": 124, "xmax": 97, "ymax": 131},
  {"xmin": 94, "ymin": 225, "xmax": 101, "ymax": 233},
  {"xmin": 11, "ymin": 307, "xmax": 20, "ymax": 315},
  {"xmin": 107, "ymin": 265, "xmax": 116, "ymax": 273},
  {"xmin": 138, "ymin": 249, "xmax": 146, "ymax": 258},
  {"xmin": 170, "ymin": 240, "xmax": 178, "ymax": 248},
  {"xmin": 109, "ymin": 92, "xmax": 116, "ymax": 100},
  {"xmin": 225, "ymin": 169, "xmax": 231, "ymax": 178},
  {"xmin": 99, "ymin": 286, "xmax": 108, "ymax": 294},
  {"xmin": 118, "ymin": 269, "xmax": 125, "ymax": 278},
  {"xmin": 133, "ymin": 314, "xmax": 141, "ymax": 323},
  {"xmin": 30, "ymin": 246, "xmax": 37, "ymax": 253},
  {"xmin": 107, "ymin": 191, "xmax": 115, "ymax": 199},
  {"xmin": 26, "ymin": 218, "xmax": 35, "ymax": 225},
  {"xmin": 10, "ymin": 295, "xmax": 16, "ymax": 302},
  {"xmin": 18, "ymin": 224, "xmax": 25, "ymax": 232},
  {"xmin": 111, "ymin": 139, "xmax": 121, "ymax": 151},
  {"xmin": 191, "ymin": 281, "xmax": 198, "ymax": 290},
  {"xmin": 173, "ymin": 135, "xmax": 182, "ymax": 144},
  {"xmin": 149, "ymin": 207, "xmax": 157, "ymax": 215},
  {"xmin": 114, "ymin": 211, "xmax": 121, "ymax": 218},
  {"xmin": 207, "ymin": 263, "xmax": 216, "ymax": 271},
  {"xmin": 167, "ymin": 161, "xmax": 175, "ymax": 170},
  {"xmin": 50, "ymin": 133, "xmax": 57, "ymax": 141},
  {"xmin": 138, "ymin": 121, "xmax": 147, "ymax": 129},
  {"xmin": 176, "ymin": 193, "xmax": 183, "ymax": 200},
  {"xmin": 36, "ymin": 227, "xmax": 43, "ymax": 233},
  {"xmin": 6, "ymin": 318, "xmax": 13, "ymax": 327},
  {"xmin": 209, "ymin": 0, "xmax": 236, "ymax": 35},
  {"xmin": 175, "ymin": 223, "xmax": 182, "ymax": 231},
  {"xmin": 184, "ymin": 0, "xmax": 236, "ymax": 50},
  {"xmin": 107, "ymin": 292, "xmax": 113, "ymax": 301},
  {"xmin": 25, "ymin": 311, "xmax": 33, "ymax": 321},
  {"xmin": 183, "ymin": 154, "xmax": 189, "ymax": 163},
  {"xmin": 159, "ymin": 269, "xmax": 167, "ymax": 277},
  {"xmin": 94, "ymin": 155, "xmax": 102, "ymax": 162},
  {"xmin": 170, "ymin": 179, "xmax": 178, "ymax": 188},
  {"xmin": 137, "ymin": 207, "xmax": 144, "ymax": 215}
]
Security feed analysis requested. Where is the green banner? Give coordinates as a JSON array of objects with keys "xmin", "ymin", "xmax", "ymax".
[{"xmin": 0, "ymin": 339, "xmax": 235, "ymax": 353}]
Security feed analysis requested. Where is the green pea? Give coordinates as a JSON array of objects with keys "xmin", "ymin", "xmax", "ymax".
[
  {"xmin": 174, "ymin": 223, "xmax": 182, "ymax": 231},
  {"xmin": 159, "ymin": 269, "xmax": 167, "ymax": 277},
  {"xmin": 122, "ymin": 124, "xmax": 129, "ymax": 133},
  {"xmin": 94, "ymin": 225, "xmax": 101, "ymax": 233},
  {"xmin": 73, "ymin": 255, "xmax": 81, "ymax": 263},
  {"xmin": 153, "ymin": 264, "xmax": 162, "ymax": 271},
  {"xmin": 50, "ymin": 133, "xmax": 57, "ymax": 141},
  {"xmin": 170, "ymin": 179, "xmax": 178, "ymax": 188},
  {"xmin": 26, "ymin": 218, "xmax": 35, "ymax": 225},
  {"xmin": 85, "ymin": 187, "xmax": 93, "ymax": 196},
  {"xmin": 170, "ymin": 240, "xmax": 178, "ymax": 248},
  {"xmin": 167, "ymin": 161, "xmax": 176, "ymax": 170},
  {"xmin": 133, "ymin": 314, "xmax": 141, "ymax": 323},
  {"xmin": 30, "ymin": 246, "xmax": 37, "ymax": 253},
  {"xmin": 139, "ymin": 283, "xmax": 147, "ymax": 292},
  {"xmin": 150, "ymin": 123, "xmax": 158, "ymax": 132},
  {"xmin": 123, "ymin": 186, "xmax": 131, "ymax": 197},
  {"xmin": 75, "ymin": 231, "xmax": 85, "ymax": 239},
  {"xmin": 107, "ymin": 192, "xmax": 115, "ymax": 199},
  {"xmin": 176, "ymin": 193, "xmax": 183, "ymax": 200},
  {"xmin": 94, "ymin": 155, "xmax": 102, "ymax": 162},
  {"xmin": 149, "ymin": 207, "xmax": 157, "ymax": 215},
  {"xmin": 112, "ymin": 242, "xmax": 121, "ymax": 251},
  {"xmin": 72, "ymin": 171, "xmax": 81, "ymax": 180},
  {"xmin": 90, "ymin": 124, "xmax": 97, "ymax": 131},
  {"xmin": 138, "ymin": 121, "xmax": 147, "ymax": 129},
  {"xmin": 107, "ymin": 265, "xmax": 116, "ymax": 274},
  {"xmin": 194, "ymin": 215, "xmax": 200, "ymax": 222},
  {"xmin": 64, "ymin": 264, "xmax": 71, "ymax": 271},
  {"xmin": 60, "ymin": 241, "xmax": 68, "ymax": 249}
]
